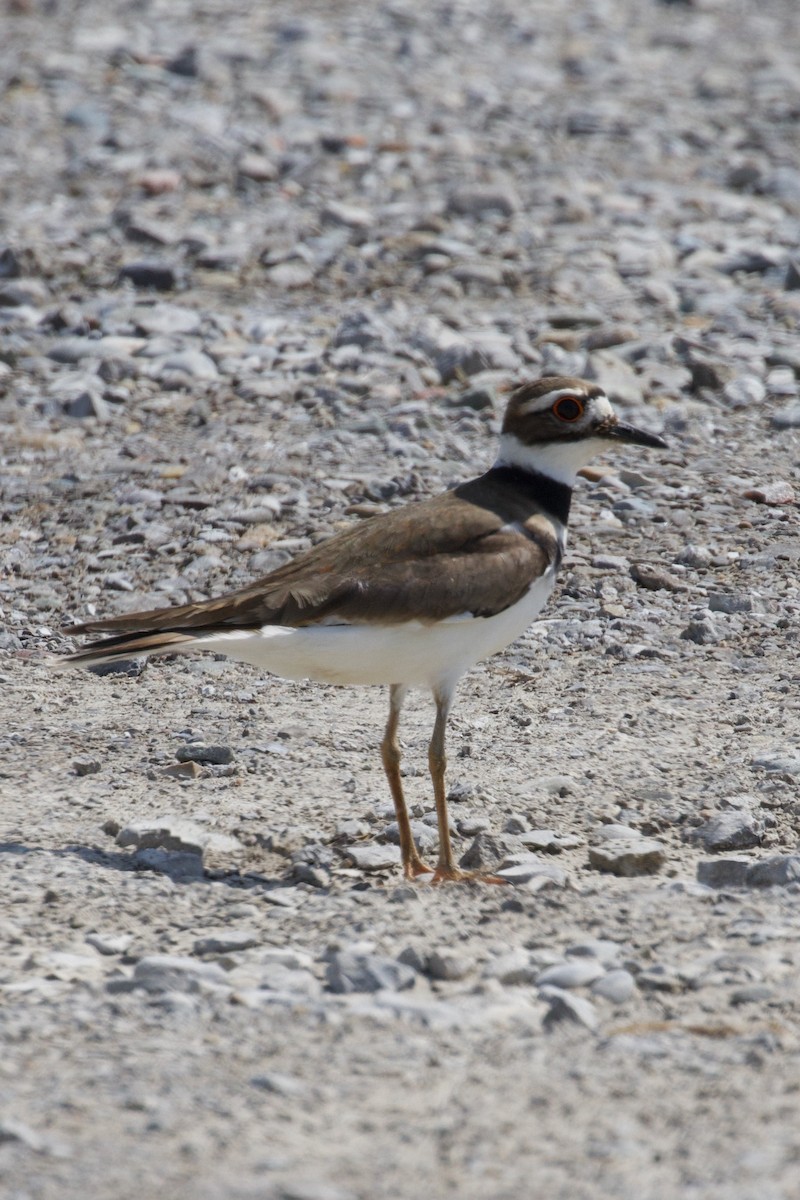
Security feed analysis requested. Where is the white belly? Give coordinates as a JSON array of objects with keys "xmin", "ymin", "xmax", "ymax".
[{"xmin": 189, "ymin": 568, "xmax": 556, "ymax": 689}]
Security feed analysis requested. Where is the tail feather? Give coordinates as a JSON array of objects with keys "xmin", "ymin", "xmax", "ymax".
[{"xmin": 56, "ymin": 629, "xmax": 198, "ymax": 670}]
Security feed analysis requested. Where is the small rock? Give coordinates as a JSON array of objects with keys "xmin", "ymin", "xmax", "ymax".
[
  {"xmin": 483, "ymin": 948, "xmax": 536, "ymax": 986},
  {"xmin": 459, "ymin": 832, "xmax": 504, "ymax": 871},
  {"xmin": 176, "ymin": 743, "xmax": 234, "ymax": 766},
  {"xmin": 751, "ymin": 750, "xmax": 800, "ymax": 776},
  {"xmin": 116, "ymin": 817, "xmax": 240, "ymax": 856},
  {"xmin": 341, "ymin": 844, "xmax": 399, "ymax": 872},
  {"xmin": 588, "ymin": 838, "xmax": 666, "ymax": 877},
  {"xmin": 637, "ymin": 965, "xmax": 683, "ymax": 993},
  {"xmin": 446, "ymin": 185, "xmax": 519, "ymax": 217},
  {"xmin": 537, "ymin": 961, "xmax": 605, "ymax": 989},
  {"xmin": 772, "ymin": 402, "xmax": 800, "ymax": 430},
  {"xmin": 722, "ymin": 375, "xmax": 766, "ymax": 409},
  {"xmin": 743, "ymin": 482, "xmax": 795, "ymax": 506},
  {"xmin": 708, "ymin": 593, "xmax": 753, "ymax": 614},
  {"xmin": 688, "ymin": 813, "xmax": 761, "ymax": 852},
  {"xmin": 746, "ymin": 856, "xmax": 800, "ymax": 888},
  {"xmin": 119, "ymin": 261, "xmax": 182, "ymax": 290},
  {"xmin": 591, "ymin": 970, "xmax": 636, "ymax": 1004},
  {"xmin": 426, "ymin": 949, "xmax": 472, "ymax": 982},
  {"xmin": 193, "ymin": 930, "xmax": 262, "ymax": 955},
  {"xmin": 85, "ymin": 932, "xmax": 133, "ymax": 956},
  {"xmin": 681, "ymin": 617, "xmax": 721, "ymax": 645},
  {"xmin": 162, "ymin": 761, "xmax": 203, "ymax": 780},
  {"xmin": 130, "ymin": 955, "xmax": 229, "ymax": 993},
  {"xmin": 64, "ymin": 390, "xmax": 110, "ymax": 421},
  {"xmin": 325, "ymin": 952, "xmax": 416, "ymax": 995},
  {"xmin": 630, "ymin": 562, "xmax": 687, "ymax": 592},
  {"xmin": 730, "ymin": 985, "xmax": 775, "ymax": 1006},
  {"xmin": 696, "ymin": 858, "xmax": 752, "ymax": 889},
  {"xmin": 541, "ymin": 988, "xmax": 598, "ymax": 1032},
  {"xmin": 73, "ymin": 756, "xmax": 101, "ymax": 776}
]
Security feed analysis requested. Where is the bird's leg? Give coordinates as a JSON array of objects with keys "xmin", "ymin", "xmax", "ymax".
[
  {"xmin": 428, "ymin": 685, "xmax": 507, "ymax": 886},
  {"xmin": 381, "ymin": 684, "xmax": 433, "ymax": 879}
]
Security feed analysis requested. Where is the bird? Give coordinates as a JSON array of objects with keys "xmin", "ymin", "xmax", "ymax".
[{"xmin": 59, "ymin": 376, "xmax": 667, "ymax": 884}]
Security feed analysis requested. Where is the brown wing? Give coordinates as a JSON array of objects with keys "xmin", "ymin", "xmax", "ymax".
[{"xmin": 65, "ymin": 479, "xmax": 559, "ymax": 638}]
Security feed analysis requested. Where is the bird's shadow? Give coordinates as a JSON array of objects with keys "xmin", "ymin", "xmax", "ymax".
[{"xmin": 0, "ymin": 839, "xmax": 295, "ymax": 894}]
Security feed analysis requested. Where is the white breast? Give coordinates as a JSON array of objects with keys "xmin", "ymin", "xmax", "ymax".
[{"xmin": 187, "ymin": 567, "xmax": 557, "ymax": 690}]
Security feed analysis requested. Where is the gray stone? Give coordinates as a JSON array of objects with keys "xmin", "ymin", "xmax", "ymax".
[
  {"xmin": 426, "ymin": 949, "xmax": 472, "ymax": 982},
  {"xmin": 117, "ymin": 817, "xmax": 241, "ymax": 856},
  {"xmin": 751, "ymin": 750, "xmax": 800, "ymax": 776},
  {"xmin": 588, "ymin": 838, "xmax": 666, "ymax": 877},
  {"xmin": 73, "ymin": 756, "xmax": 102, "ymax": 776},
  {"xmin": 681, "ymin": 617, "xmax": 721, "ymax": 645},
  {"xmin": 446, "ymin": 185, "xmax": 519, "ymax": 217},
  {"xmin": 722, "ymin": 375, "xmax": 766, "ymax": 409},
  {"xmin": 708, "ymin": 592, "xmax": 753, "ymax": 614},
  {"xmin": 541, "ymin": 988, "xmax": 598, "ymax": 1032},
  {"xmin": 459, "ymin": 832, "xmax": 504, "ymax": 871},
  {"xmin": 130, "ymin": 955, "xmax": 230, "ymax": 993},
  {"xmin": 118, "ymin": 261, "xmax": 182, "ymax": 290},
  {"xmin": 256, "ymin": 963, "xmax": 320, "ymax": 995},
  {"xmin": 746, "ymin": 856, "xmax": 800, "ymax": 888},
  {"xmin": 689, "ymin": 813, "xmax": 761, "ymax": 852},
  {"xmin": 483, "ymin": 949, "xmax": 536, "ymax": 986},
  {"xmin": 696, "ymin": 858, "xmax": 752, "ymax": 889},
  {"xmin": 591, "ymin": 970, "xmax": 637, "ymax": 1004},
  {"xmin": 496, "ymin": 859, "xmax": 567, "ymax": 888},
  {"xmin": 772, "ymin": 402, "xmax": 800, "ymax": 429},
  {"xmin": 341, "ymin": 843, "xmax": 399, "ymax": 872},
  {"xmin": 176, "ymin": 743, "xmax": 234, "ymax": 765},
  {"xmin": 537, "ymin": 960, "xmax": 605, "ymax": 989},
  {"xmin": 193, "ymin": 930, "xmax": 262, "ymax": 955},
  {"xmin": 325, "ymin": 952, "xmax": 416, "ymax": 995}
]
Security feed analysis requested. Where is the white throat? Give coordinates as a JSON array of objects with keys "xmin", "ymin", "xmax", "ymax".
[{"xmin": 494, "ymin": 432, "xmax": 605, "ymax": 486}]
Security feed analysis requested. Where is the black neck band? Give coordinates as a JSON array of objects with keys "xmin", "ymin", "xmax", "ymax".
[{"xmin": 486, "ymin": 465, "xmax": 573, "ymax": 525}]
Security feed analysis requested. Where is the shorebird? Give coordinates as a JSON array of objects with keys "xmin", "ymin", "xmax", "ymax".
[{"xmin": 61, "ymin": 376, "xmax": 666, "ymax": 883}]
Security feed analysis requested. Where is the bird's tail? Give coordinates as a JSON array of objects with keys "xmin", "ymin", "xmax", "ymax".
[{"xmin": 54, "ymin": 628, "xmax": 199, "ymax": 670}]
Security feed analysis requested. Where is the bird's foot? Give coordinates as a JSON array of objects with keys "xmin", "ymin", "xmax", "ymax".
[
  {"xmin": 429, "ymin": 865, "xmax": 508, "ymax": 886},
  {"xmin": 403, "ymin": 857, "xmax": 435, "ymax": 880}
]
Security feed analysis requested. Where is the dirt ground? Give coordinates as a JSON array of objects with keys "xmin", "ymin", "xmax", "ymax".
[{"xmin": 2, "ymin": 1, "xmax": 800, "ymax": 1198}]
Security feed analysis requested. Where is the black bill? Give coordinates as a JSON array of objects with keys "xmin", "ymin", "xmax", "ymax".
[{"xmin": 604, "ymin": 420, "xmax": 668, "ymax": 450}]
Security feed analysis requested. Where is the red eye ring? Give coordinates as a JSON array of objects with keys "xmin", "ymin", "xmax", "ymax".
[{"xmin": 552, "ymin": 395, "xmax": 584, "ymax": 422}]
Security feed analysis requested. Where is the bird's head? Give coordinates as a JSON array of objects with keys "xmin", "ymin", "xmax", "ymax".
[{"xmin": 497, "ymin": 376, "xmax": 667, "ymax": 485}]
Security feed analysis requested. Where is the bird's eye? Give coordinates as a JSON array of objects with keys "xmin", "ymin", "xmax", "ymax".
[{"xmin": 552, "ymin": 395, "xmax": 584, "ymax": 422}]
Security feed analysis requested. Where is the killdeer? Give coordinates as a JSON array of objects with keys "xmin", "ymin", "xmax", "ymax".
[{"xmin": 60, "ymin": 376, "xmax": 666, "ymax": 884}]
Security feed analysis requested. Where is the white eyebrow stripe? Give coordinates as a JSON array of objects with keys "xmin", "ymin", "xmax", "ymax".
[{"xmin": 514, "ymin": 387, "xmax": 588, "ymax": 416}]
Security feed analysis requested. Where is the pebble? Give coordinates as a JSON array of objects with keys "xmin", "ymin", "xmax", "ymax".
[
  {"xmin": 127, "ymin": 955, "xmax": 230, "ymax": 994},
  {"xmin": 688, "ymin": 813, "xmax": 762, "ymax": 853},
  {"xmin": 175, "ymin": 743, "xmax": 234, "ymax": 765},
  {"xmin": 116, "ymin": 817, "xmax": 241, "ymax": 856},
  {"xmin": 588, "ymin": 839, "xmax": 667, "ymax": 877},
  {"xmin": 341, "ymin": 844, "xmax": 399, "ymax": 872},
  {"xmin": 746, "ymin": 856, "xmax": 800, "ymax": 888},
  {"xmin": 536, "ymin": 961, "xmax": 606, "ymax": 989},
  {"xmin": 696, "ymin": 858, "xmax": 752, "ymax": 889},
  {"xmin": 325, "ymin": 952, "xmax": 417, "ymax": 995},
  {"xmin": 541, "ymin": 988, "xmax": 599, "ymax": 1032},
  {"xmin": 483, "ymin": 949, "xmax": 536, "ymax": 986},
  {"xmin": 426, "ymin": 949, "xmax": 472, "ymax": 982},
  {"xmin": 742, "ymin": 481, "xmax": 795, "ymax": 506},
  {"xmin": 193, "ymin": 930, "xmax": 262, "ymax": 955},
  {"xmin": 118, "ymin": 261, "xmax": 183, "ymax": 290},
  {"xmin": 629, "ymin": 563, "xmax": 688, "ymax": 593},
  {"xmin": 591, "ymin": 970, "xmax": 637, "ymax": 1004}
]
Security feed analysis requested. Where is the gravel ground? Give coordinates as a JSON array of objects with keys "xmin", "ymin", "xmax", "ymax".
[{"xmin": 2, "ymin": 1, "xmax": 800, "ymax": 1197}]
